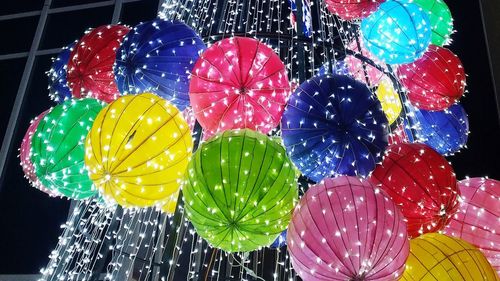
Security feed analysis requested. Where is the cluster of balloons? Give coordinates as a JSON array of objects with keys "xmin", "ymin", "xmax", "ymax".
[{"xmin": 19, "ymin": 0, "xmax": 500, "ymax": 279}]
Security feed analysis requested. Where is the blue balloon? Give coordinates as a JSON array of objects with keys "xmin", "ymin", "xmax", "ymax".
[
  {"xmin": 318, "ymin": 60, "xmax": 349, "ymax": 76},
  {"xmin": 114, "ymin": 19, "xmax": 206, "ymax": 111},
  {"xmin": 281, "ymin": 75, "xmax": 389, "ymax": 182},
  {"xmin": 270, "ymin": 230, "xmax": 287, "ymax": 248},
  {"xmin": 361, "ymin": 0, "xmax": 432, "ymax": 64},
  {"xmin": 48, "ymin": 42, "xmax": 75, "ymax": 103},
  {"xmin": 410, "ymin": 104, "xmax": 469, "ymax": 155}
]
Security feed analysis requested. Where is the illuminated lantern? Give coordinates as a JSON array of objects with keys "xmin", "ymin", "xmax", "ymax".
[
  {"xmin": 412, "ymin": 0, "xmax": 453, "ymax": 46},
  {"xmin": 369, "ymin": 143, "xmax": 459, "ymax": 237},
  {"xmin": 31, "ymin": 99, "xmax": 104, "ymax": 199},
  {"xmin": 398, "ymin": 45, "xmax": 466, "ymax": 110},
  {"xmin": 281, "ymin": 74, "xmax": 389, "ymax": 182},
  {"xmin": 159, "ymin": 190, "xmax": 179, "ymax": 215},
  {"xmin": 189, "ymin": 37, "xmax": 290, "ymax": 137},
  {"xmin": 47, "ymin": 42, "xmax": 75, "ymax": 103},
  {"xmin": 443, "ymin": 178, "xmax": 500, "ymax": 273},
  {"xmin": 270, "ymin": 230, "xmax": 287, "ymax": 248},
  {"xmin": 402, "ymin": 233, "xmax": 498, "ymax": 280},
  {"xmin": 67, "ymin": 24, "xmax": 130, "ymax": 103},
  {"xmin": 361, "ymin": 0, "xmax": 432, "ymax": 64},
  {"xmin": 85, "ymin": 93, "xmax": 192, "ymax": 208},
  {"xmin": 410, "ymin": 104, "xmax": 469, "ymax": 155},
  {"xmin": 345, "ymin": 39, "xmax": 387, "ymax": 87},
  {"xmin": 183, "ymin": 129, "xmax": 298, "ymax": 252},
  {"xmin": 114, "ymin": 19, "xmax": 205, "ymax": 111},
  {"xmin": 288, "ymin": 176, "xmax": 409, "ymax": 281},
  {"xmin": 317, "ymin": 60, "xmax": 349, "ymax": 76},
  {"xmin": 375, "ymin": 77, "xmax": 402, "ymax": 124},
  {"xmin": 324, "ymin": 0, "xmax": 384, "ymax": 21},
  {"xmin": 19, "ymin": 110, "xmax": 59, "ymax": 197}
]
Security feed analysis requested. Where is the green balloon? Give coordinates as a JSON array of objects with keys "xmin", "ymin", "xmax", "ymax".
[
  {"xmin": 31, "ymin": 98, "xmax": 104, "ymax": 199},
  {"xmin": 183, "ymin": 129, "xmax": 298, "ymax": 252},
  {"xmin": 413, "ymin": 0, "xmax": 453, "ymax": 46}
]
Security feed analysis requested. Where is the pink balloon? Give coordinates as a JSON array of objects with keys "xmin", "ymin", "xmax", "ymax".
[
  {"xmin": 19, "ymin": 110, "xmax": 59, "ymax": 197},
  {"xmin": 189, "ymin": 37, "xmax": 290, "ymax": 137},
  {"xmin": 443, "ymin": 177, "xmax": 500, "ymax": 274},
  {"xmin": 287, "ymin": 176, "xmax": 409, "ymax": 281},
  {"xmin": 345, "ymin": 39, "xmax": 387, "ymax": 87}
]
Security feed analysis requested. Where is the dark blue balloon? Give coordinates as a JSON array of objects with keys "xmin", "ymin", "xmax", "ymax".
[
  {"xmin": 114, "ymin": 19, "xmax": 206, "ymax": 111},
  {"xmin": 281, "ymin": 75, "xmax": 389, "ymax": 182},
  {"xmin": 318, "ymin": 60, "xmax": 349, "ymax": 76},
  {"xmin": 410, "ymin": 104, "xmax": 469, "ymax": 155},
  {"xmin": 48, "ymin": 42, "xmax": 75, "ymax": 103},
  {"xmin": 270, "ymin": 230, "xmax": 287, "ymax": 248}
]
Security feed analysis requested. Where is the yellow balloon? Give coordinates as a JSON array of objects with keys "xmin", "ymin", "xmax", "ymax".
[
  {"xmin": 376, "ymin": 77, "xmax": 402, "ymax": 125},
  {"xmin": 402, "ymin": 233, "xmax": 499, "ymax": 281},
  {"xmin": 85, "ymin": 93, "xmax": 193, "ymax": 208}
]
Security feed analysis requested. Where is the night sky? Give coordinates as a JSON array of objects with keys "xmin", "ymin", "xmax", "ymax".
[{"xmin": 0, "ymin": 0, "xmax": 499, "ymax": 275}]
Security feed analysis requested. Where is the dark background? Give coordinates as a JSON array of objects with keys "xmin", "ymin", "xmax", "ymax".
[{"xmin": 0, "ymin": 0, "xmax": 499, "ymax": 275}]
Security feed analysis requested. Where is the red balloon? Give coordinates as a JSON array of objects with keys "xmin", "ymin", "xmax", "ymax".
[
  {"xmin": 324, "ymin": 0, "xmax": 385, "ymax": 20},
  {"xmin": 443, "ymin": 178, "xmax": 500, "ymax": 273},
  {"xmin": 397, "ymin": 45, "xmax": 466, "ymax": 111},
  {"xmin": 67, "ymin": 25, "xmax": 130, "ymax": 103},
  {"xmin": 287, "ymin": 176, "xmax": 409, "ymax": 281},
  {"xmin": 369, "ymin": 143, "xmax": 460, "ymax": 237},
  {"xmin": 189, "ymin": 37, "xmax": 290, "ymax": 138}
]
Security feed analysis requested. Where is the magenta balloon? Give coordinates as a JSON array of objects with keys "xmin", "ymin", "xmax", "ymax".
[
  {"xmin": 287, "ymin": 176, "xmax": 409, "ymax": 281},
  {"xmin": 443, "ymin": 177, "xmax": 500, "ymax": 274},
  {"xmin": 19, "ymin": 110, "xmax": 59, "ymax": 197}
]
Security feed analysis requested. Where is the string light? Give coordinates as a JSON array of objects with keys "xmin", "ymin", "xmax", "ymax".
[
  {"xmin": 375, "ymin": 77, "xmax": 403, "ymax": 125},
  {"xmin": 323, "ymin": 0, "xmax": 384, "ymax": 21},
  {"xmin": 47, "ymin": 42, "xmax": 75, "ymax": 104},
  {"xmin": 409, "ymin": 0, "xmax": 454, "ymax": 46}
]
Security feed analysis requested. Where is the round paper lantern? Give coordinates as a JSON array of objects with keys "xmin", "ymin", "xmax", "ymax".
[
  {"xmin": 318, "ymin": 60, "xmax": 349, "ymax": 76},
  {"xmin": 410, "ymin": 103, "xmax": 469, "ymax": 155},
  {"xmin": 324, "ymin": 0, "xmax": 385, "ymax": 20},
  {"xmin": 31, "ymin": 99, "xmax": 105, "ymax": 199},
  {"xmin": 67, "ymin": 24, "xmax": 130, "ymax": 103},
  {"xmin": 369, "ymin": 143, "xmax": 459, "ymax": 237},
  {"xmin": 114, "ymin": 19, "xmax": 205, "ymax": 111},
  {"xmin": 183, "ymin": 129, "xmax": 298, "ymax": 252},
  {"xmin": 345, "ymin": 39, "xmax": 387, "ymax": 87},
  {"xmin": 48, "ymin": 42, "xmax": 75, "ymax": 103},
  {"xmin": 361, "ymin": 0, "xmax": 432, "ymax": 64},
  {"xmin": 402, "ymin": 233, "xmax": 498, "ymax": 280},
  {"xmin": 412, "ymin": 0, "xmax": 453, "ymax": 46},
  {"xmin": 19, "ymin": 110, "xmax": 59, "ymax": 197},
  {"xmin": 375, "ymin": 77, "xmax": 402, "ymax": 124},
  {"xmin": 287, "ymin": 176, "xmax": 409, "ymax": 281},
  {"xmin": 281, "ymin": 74, "xmax": 389, "ymax": 182},
  {"xmin": 189, "ymin": 37, "xmax": 290, "ymax": 137},
  {"xmin": 398, "ymin": 45, "xmax": 466, "ymax": 110},
  {"xmin": 270, "ymin": 230, "xmax": 287, "ymax": 248},
  {"xmin": 85, "ymin": 93, "xmax": 193, "ymax": 208},
  {"xmin": 443, "ymin": 178, "xmax": 500, "ymax": 273}
]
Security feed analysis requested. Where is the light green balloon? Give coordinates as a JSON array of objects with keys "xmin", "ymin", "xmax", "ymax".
[
  {"xmin": 183, "ymin": 129, "xmax": 298, "ymax": 252},
  {"xmin": 413, "ymin": 0, "xmax": 453, "ymax": 46},
  {"xmin": 31, "ymin": 98, "xmax": 104, "ymax": 199}
]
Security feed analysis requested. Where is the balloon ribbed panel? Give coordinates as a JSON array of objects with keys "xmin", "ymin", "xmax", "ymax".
[
  {"xmin": 19, "ymin": 110, "xmax": 58, "ymax": 196},
  {"xmin": 345, "ymin": 39, "xmax": 386, "ymax": 87},
  {"xmin": 47, "ymin": 42, "xmax": 75, "ymax": 103},
  {"xmin": 114, "ymin": 19, "xmax": 205, "ymax": 111},
  {"xmin": 361, "ymin": 1, "xmax": 432, "ymax": 64},
  {"xmin": 402, "ymin": 233, "xmax": 499, "ymax": 281},
  {"xmin": 281, "ymin": 74, "xmax": 389, "ymax": 182},
  {"xmin": 443, "ymin": 178, "xmax": 500, "ymax": 274},
  {"xmin": 324, "ymin": 0, "xmax": 385, "ymax": 20},
  {"xmin": 67, "ymin": 25, "xmax": 130, "ymax": 103},
  {"xmin": 31, "ymin": 99, "xmax": 104, "ymax": 199},
  {"xmin": 189, "ymin": 37, "xmax": 290, "ymax": 138},
  {"xmin": 411, "ymin": 103, "xmax": 469, "ymax": 155},
  {"xmin": 412, "ymin": 0, "xmax": 453, "ymax": 46},
  {"xmin": 85, "ymin": 93, "xmax": 193, "ymax": 208},
  {"xmin": 369, "ymin": 143, "xmax": 459, "ymax": 237},
  {"xmin": 287, "ymin": 176, "xmax": 409, "ymax": 281},
  {"xmin": 398, "ymin": 45, "xmax": 466, "ymax": 110},
  {"xmin": 183, "ymin": 129, "xmax": 298, "ymax": 252}
]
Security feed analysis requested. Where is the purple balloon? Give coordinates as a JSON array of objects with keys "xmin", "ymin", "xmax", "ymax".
[{"xmin": 287, "ymin": 176, "xmax": 409, "ymax": 281}]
